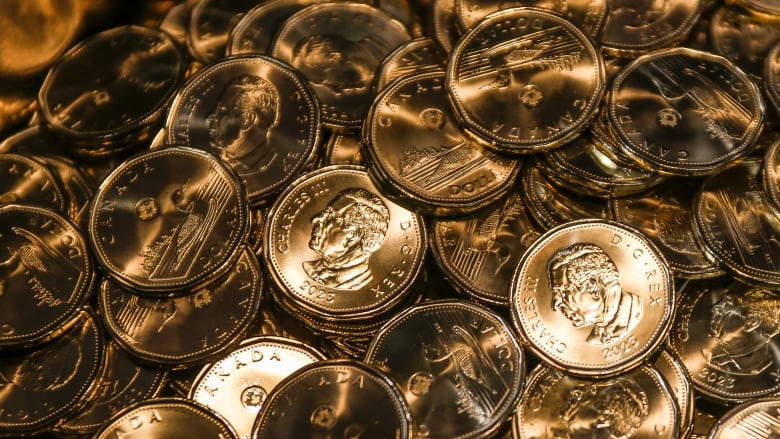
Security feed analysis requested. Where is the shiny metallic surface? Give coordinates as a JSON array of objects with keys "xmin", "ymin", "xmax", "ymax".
[
  {"xmin": 0, "ymin": 204, "xmax": 94, "ymax": 349},
  {"xmin": 189, "ymin": 336, "xmax": 326, "ymax": 439},
  {"xmin": 515, "ymin": 364, "xmax": 679, "ymax": 439},
  {"xmin": 766, "ymin": 42, "xmax": 780, "ymax": 114},
  {"xmin": 0, "ymin": 153, "xmax": 67, "ymax": 214},
  {"xmin": 226, "ymin": 0, "xmax": 314, "ymax": 56},
  {"xmin": 608, "ymin": 48, "xmax": 765, "ymax": 176},
  {"xmin": 271, "ymin": 2, "xmax": 411, "ymax": 131},
  {"xmin": 373, "ymin": 37, "xmax": 445, "ymax": 92},
  {"xmin": 653, "ymin": 348, "xmax": 695, "ymax": 438},
  {"xmin": 252, "ymin": 359, "xmax": 412, "ymax": 438},
  {"xmin": 89, "ymin": 147, "xmax": 248, "ymax": 293},
  {"xmin": 710, "ymin": 4, "xmax": 780, "ymax": 80},
  {"xmin": 707, "ymin": 397, "xmax": 780, "ymax": 439},
  {"xmin": 447, "ymin": 8, "xmax": 605, "ymax": 152},
  {"xmin": 187, "ymin": 0, "xmax": 261, "ymax": 64},
  {"xmin": 364, "ymin": 299, "xmax": 524, "ymax": 439},
  {"xmin": 166, "ymin": 55, "xmax": 321, "ymax": 205},
  {"xmin": 99, "ymin": 248, "xmax": 262, "ymax": 366},
  {"xmin": 511, "ymin": 219, "xmax": 674, "ymax": 376},
  {"xmin": 94, "ymin": 397, "xmax": 238, "ymax": 439}
]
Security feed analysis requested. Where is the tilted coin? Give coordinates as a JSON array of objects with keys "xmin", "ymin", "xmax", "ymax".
[
  {"xmin": 693, "ymin": 158, "xmax": 780, "ymax": 288},
  {"xmin": 263, "ymin": 165, "xmax": 427, "ymax": 320},
  {"xmin": 670, "ymin": 277, "xmax": 780, "ymax": 404},
  {"xmin": 610, "ymin": 177, "xmax": 723, "ymax": 279},
  {"xmin": 430, "ymin": 0, "xmax": 461, "ymax": 54},
  {"xmin": 0, "ymin": 310, "xmax": 104, "ymax": 436},
  {"xmin": 0, "ymin": 153, "xmax": 67, "ymax": 214},
  {"xmin": 99, "ymin": 248, "xmax": 263, "ymax": 366},
  {"xmin": 446, "ymin": 8, "xmax": 605, "ymax": 152},
  {"xmin": 157, "ymin": 2, "xmax": 188, "ymax": 47},
  {"xmin": 322, "ymin": 133, "xmax": 364, "ymax": 166},
  {"xmin": 38, "ymin": 25, "xmax": 185, "ymax": 145},
  {"xmin": 608, "ymin": 47, "xmax": 765, "ymax": 176},
  {"xmin": 365, "ymin": 70, "xmax": 521, "ymax": 215},
  {"xmin": 189, "ymin": 335, "xmax": 327, "ymax": 439},
  {"xmin": 510, "ymin": 219, "xmax": 674, "ymax": 376},
  {"xmin": 226, "ymin": 0, "xmax": 315, "ymax": 56},
  {"xmin": 187, "ymin": 0, "xmax": 262, "ymax": 64},
  {"xmin": 710, "ymin": 4, "xmax": 780, "ymax": 81},
  {"xmin": 765, "ymin": 41, "xmax": 780, "ymax": 114},
  {"xmin": 431, "ymin": 188, "xmax": 542, "ymax": 307},
  {"xmin": 40, "ymin": 156, "xmax": 95, "ymax": 226},
  {"xmin": 515, "ymin": 364, "xmax": 679, "ymax": 439},
  {"xmin": 89, "ymin": 146, "xmax": 248, "ymax": 293},
  {"xmin": 601, "ymin": 0, "xmax": 703, "ymax": 57},
  {"xmin": 373, "ymin": 37, "xmax": 446, "ymax": 92},
  {"xmin": 765, "ymin": 137, "xmax": 780, "ymax": 218},
  {"xmin": 652, "ymin": 348, "xmax": 695, "ymax": 438},
  {"xmin": 271, "ymin": 2, "xmax": 411, "ymax": 131},
  {"xmin": 166, "ymin": 55, "xmax": 321, "ymax": 205},
  {"xmin": 252, "ymin": 359, "xmax": 412, "ymax": 439},
  {"xmin": 707, "ymin": 397, "xmax": 780, "ymax": 439},
  {"xmin": 94, "ymin": 397, "xmax": 238, "ymax": 439},
  {"xmin": 364, "ymin": 299, "xmax": 525, "ymax": 439},
  {"xmin": 454, "ymin": 0, "xmax": 608, "ymax": 41},
  {"xmin": 0, "ymin": 204, "xmax": 94, "ymax": 350},
  {"xmin": 54, "ymin": 341, "xmax": 167, "ymax": 436}
]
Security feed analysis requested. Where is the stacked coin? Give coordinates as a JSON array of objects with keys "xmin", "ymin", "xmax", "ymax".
[{"xmin": 4, "ymin": 0, "xmax": 780, "ymax": 438}]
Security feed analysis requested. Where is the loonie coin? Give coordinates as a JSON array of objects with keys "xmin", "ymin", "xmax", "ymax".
[
  {"xmin": 653, "ymin": 348, "xmax": 695, "ymax": 438},
  {"xmin": 94, "ymin": 397, "xmax": 237, "ymax": 439},
  {"xmin": 263, "ymin": 165, "xmax": 427, "ymax": 320},
  {"xmin": 252, "ymin": 359, "xmax": 412, "ymax": 438},
  {"xmin": 0, "ymin": 204, "xmax": 94, "ymax": 350},
  {"xmin": 271, "ymin": 2, "xmax": 411, "ymax": 131},
  {"xmin": 515, "ymin": 364, "xmax": 679, "ymax": 439},
  {"xmin": 364, "ymin": 299, "xmax": 525, "ymax": 439},
  {"xmin": 0, "ymin": 310, "xmax": 105, "ymax": 436},
  {"xmin": 187, "ymin": 0, "xmax": 262, "ymax": 64},
  {"xmin": 430, "ymin": 0, "xmax": 460, "ymax": 54},
  {"xmin": 166, "ymin": 55, "xmax": 321, "ymax": 205},
  {"xmin": 322, "ymin": 133, "xmax": 364, "ymax": 166},
  {"xmin": 373, "ymin": 37, "xmax": 445, "ymax": 92},
  {"xmin": 0, "ymin": 153, "xmax": 68, "ymax": 214},
  {"xmin": 670, "ymin": 277, "xmax": 780, "ymax": 404},
  {"xmin": 89, "ymin": 146, "xmax": 248, "ymax": 293},
  {"xmin": 765, "ymin": 41, "xmax": 780, "ymax": 115},
  {"xmin": 365, "ymin": 70, "xmax": 521, "ymax": 215},
  {"xmin": 707, "ymin": 397, "xmax": 780, "ymax": 438},
  {"xmin": 99, "ymin": 248, "xmax": 263, "ymax": 366},
  {"xmin": 510, "ymin": 219, "xmax": 674, "ymax": 376},
  {"xmin": 710, "ymin": 3, "xmax": 780, "ymax": 81},
  {"xmin": 226, "ymin": 0, "xmax": 315, "ymax": 56},
  {"xmin": 189, "ymin": 335, "xmax": 326, "ymax": 439},
  {"xmin": 446, "ymin": 7, "xmax": 605, "ymax": 153}
]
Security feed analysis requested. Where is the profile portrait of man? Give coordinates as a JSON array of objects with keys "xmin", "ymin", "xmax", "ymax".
[
  {"xmin": 290, "ymin": 33, "xmax": 389, "ymax": 96},
  {"xmin": 303, "ymin": 188, "xmax": 390, "ymax": 290},
  {"xmin": 704, "ymin": 288, "xmax": 780, "ymax": 375},
  {"xmin": 548, "ymin": 243, "xmax": 643, "ymax": 345},
  {"xmin": 546, "ymin": 377, "xmax": 650, "ymax": 439},
  {"xmin": 206, "ymin": 75, "xmax": 280, "ymax": 176}
]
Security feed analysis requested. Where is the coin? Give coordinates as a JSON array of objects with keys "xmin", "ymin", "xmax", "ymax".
[
  {"xmin": 89, "ymin": 146, "xmax": 248, "ymax": 293},
  {"xmin": 373, "ymin": 37, "xmax": 445, "ymax": 92},
  {"xmin": 693, "ymin": 158, "xmax": 780, "ymax": 288},
  {"xmin": 189, "ymin": 335, "xmax": 326, "ymax": 439},
  {"xmin": 364, "ymin": 299, "xmax": 525, "ymax": 439},
  {"xmin": 510, "ymin": 219, "xmax": 674, "ymax": 376},
  {"xmin": 601, "ymin": 0, "xmax": 703, "ymax": 57},
  {"xmin": 38, "ymin": 25, "xmax": 186, "ymax": 145},
  {"xmin": 765, "ymin": 41, "xmax": 780, "ymax": 115},
  {"xmin": 94, "ymin": 397, "xmax": 238, "ymax": 439},
  {"xmin": 0, "ymin": 310, "xmax": 105, "ymax": 436},
  {"xmin": 186, "ymin": 0, "xmax": 262, "ymax": 64},
  {"xmin": 710, "ymin": 3, "xmax": 780, "ymax": 81},
  {"xmin": 430, "ymin": 0, "xmax": 460, "ymax": 54},
  {"xmin": 515, "ymin": 364, "xmax": 679, "ymax": 439},
  {"xmin": 707, "ymin": 397, "xmax": 780, "ymax": 438},
  {"xmin": 431, "ymin": 188, "xmax": 542, "ymax": 307},
  {"xmin": 763, "ymin": 137, "xmax": 780, "ymax": 218},
  {"xmin": 446, "ymin": 7, "xmax": 605, "ymax": 153},
  {"xmin": 271, "ymin": 2, "xmax": 411, "ymax": 131},
  {"xmin": 652, "ymin": 348, "xmax": 695, "ymax": 438},
  {"xmin": 99, "ymin": 247, "xmax": 263, "ymax": 366},
  {"xmin": 0, "ymin": 204, "xmax": 94, "ymax": 350},
  {"xmin": 322, "ymin": 133, "xmax": 364, "ymax": 166},
  {"xmin": 607, "ymin": 47, "xmax": 765, "ymax": 176},
  {"xmin": 0, "ymin": 153, "xmax": 68, "ymax": 214},
  {"xmin": 610, "ymin": 177, "xmax": 723, "ymax": 279},
  {"xmin": 733, "ymin": 0, "xmax": 780, "ymax": 20},
  {"xmin": 670, "ymin": 277, "xmax": 780, "ymax": 404},
  {"xmin": 365, "ymin": 70, "xmax": 521, "ymax": 215},
  {"xmin": 226, "ymin": 0, "xmax": 315, "ymax": 56},
  {"xmin": 166, "ymin": 55, "xmax": 321, "ymax": 205},
  {"xmin": 263, "ymin": 165, "xmax": 427, "ymax": 320},
  {"xmin": 54, "ymin": 341, "xmax": 167, "ymax": 436},
  {"xmin": 252, "ymin": 359, "xmax": 412, "ymax": 438}
]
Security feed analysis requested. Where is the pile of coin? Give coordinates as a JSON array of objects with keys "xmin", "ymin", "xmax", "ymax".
[{"xmin": 3, "ymin": 0, "xmax": 780, "ymax": 437}]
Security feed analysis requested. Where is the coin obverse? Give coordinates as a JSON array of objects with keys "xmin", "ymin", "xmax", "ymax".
[{"xmin": 510, "ymin": 219, "xmax": 674, "ymax": 376}]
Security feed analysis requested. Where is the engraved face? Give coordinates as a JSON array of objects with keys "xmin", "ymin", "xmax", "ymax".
[
  {"xmin": 290, "ymin": 34, "xmax": 386, "ymax": 95},
  {"xmin": 549, "ymin": 243, "xmax": 642, "ymax": 345},
  {"xmin": 705, "ymin": 290, "xmax": 780, "ymax": 375},
  {"xmin": 303, "ymin": 189, "xmax": 390, "ymax": 290},
  {"xmin": 206, "ymin": 75, "xmax": 280, "ymax": 175},
  {"xmin": 557, "ymin": 378, "xmax": 649, "ymax": 439}
]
